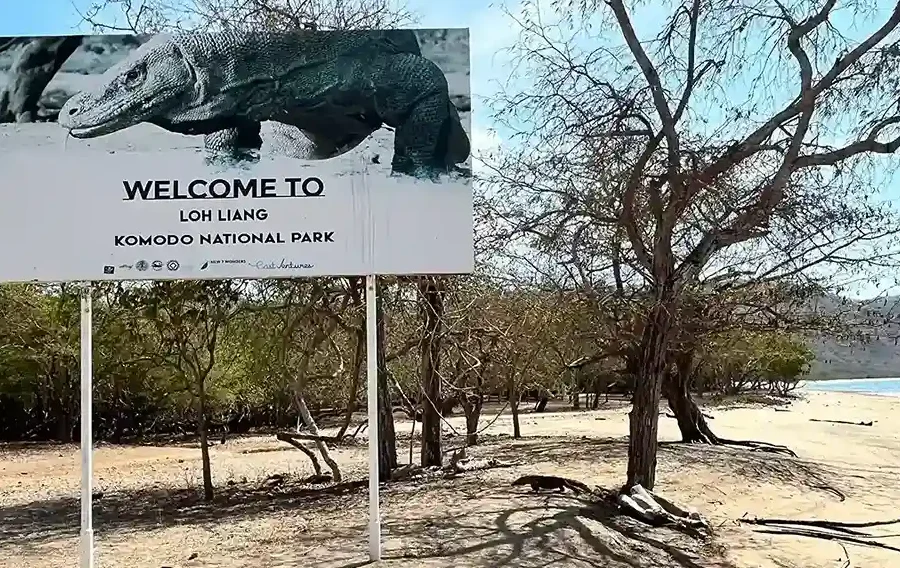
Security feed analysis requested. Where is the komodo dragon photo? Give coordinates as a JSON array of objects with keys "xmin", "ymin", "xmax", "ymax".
[{"xmin": 57, "ymin": 29, "xmax": 471, "ymax": 180}]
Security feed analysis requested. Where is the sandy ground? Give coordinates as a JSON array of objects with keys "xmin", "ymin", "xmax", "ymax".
[{"xmin": 1, "ymin": 390, "xmax": 898, "ymax": 568}]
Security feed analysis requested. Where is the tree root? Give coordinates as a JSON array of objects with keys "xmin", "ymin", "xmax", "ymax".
[
  {"xmin": 751, "ymin": 528, "xmax": 900, "ymax": 553},
  {"xmin": 662, "ymin": 438, "xmax": 797, "ymax": 457},
  {"xmin": 741, "ymin": 516, "xmax": 900, "ymax": 532},
  {"xmin": 739, "ymin": 516, "xmax": 900, "ymax": 553},
  {"xmin": 715, "ymin": 438, "xmax": 797, "ymax": 457}
]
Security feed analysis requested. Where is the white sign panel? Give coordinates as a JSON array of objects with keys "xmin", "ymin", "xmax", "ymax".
[{"xmin": 0, "ymin": 29, "xmax": 473, "ymax": 282}]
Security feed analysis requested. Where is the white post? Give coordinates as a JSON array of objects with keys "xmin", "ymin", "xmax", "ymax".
[
  {"xmin": 79, "ymin": 283, "xmax": 94, "ymax": 568},
  {"xmin": 365, "ymin": 274, "xmax": 381, "ymax": 561}
]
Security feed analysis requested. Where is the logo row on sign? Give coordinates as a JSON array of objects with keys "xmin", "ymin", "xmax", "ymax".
[
  {"xmin": 102, "ymin": 258, "xmax": 316, "ymax": 275},
  {"xmin": 104, "ymin": 260, "xmax": 180, "ymax": 274}
]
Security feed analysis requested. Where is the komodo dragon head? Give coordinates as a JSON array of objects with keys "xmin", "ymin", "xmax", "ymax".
[{"xmin": 59, "ymin": 34, "xmax": 227, "ymax": 138}]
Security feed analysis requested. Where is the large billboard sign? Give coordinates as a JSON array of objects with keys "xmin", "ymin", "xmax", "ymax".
[{"xmin": 0, "ymin": 29, "xmax": 473, "ymax": 282}]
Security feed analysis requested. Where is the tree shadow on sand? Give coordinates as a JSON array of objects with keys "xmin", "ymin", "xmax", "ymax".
[
  {"xmin": 1, "ymin": 434, "xmax": 847, "ymax": 567},
  {"xmin": 0, "ymin": 477, "xmax": 369, "ymax": 546},
  {"xmin": 380, "ymin": 481, "xmax": 735, "ymax": 568},
  {"xmin": 2, "ymin": 468, "xmax": 733, "ymax": 567},
  {"xmin": 479, "ymin": 436, "xmax": 848, "ymax": 503}
]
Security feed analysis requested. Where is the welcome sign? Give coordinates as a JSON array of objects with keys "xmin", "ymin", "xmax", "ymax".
[{"xmin": 0, "ymin": 29, "xmax": 473, "ymax": 282}]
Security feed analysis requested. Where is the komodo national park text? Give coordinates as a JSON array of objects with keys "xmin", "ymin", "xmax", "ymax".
[{"xmin": 57, "ymin": 30, "xmax": 470, "ymax": 180}]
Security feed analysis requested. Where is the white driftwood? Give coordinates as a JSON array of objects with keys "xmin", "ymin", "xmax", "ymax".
[
  {"xmin": 295, "ymin": 394, "xmax": 343, "ymax": 482},
  {"xmin": 617, "ymin": 484, "xmax": 707, "ymax": 528}
]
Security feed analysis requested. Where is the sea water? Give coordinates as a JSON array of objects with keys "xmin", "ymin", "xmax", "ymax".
[{"xmin": 804, "ymin": 378, "xmax": 900, "ymax": 397}]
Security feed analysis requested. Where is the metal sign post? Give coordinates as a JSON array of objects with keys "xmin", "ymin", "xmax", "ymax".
[
  {"xmin": 365, "ymin": 274, "xmax": 381, "ymax": 561},
  {"xmin": 79, "ymin": 283, "xmax": 94, "ymax": 568}
]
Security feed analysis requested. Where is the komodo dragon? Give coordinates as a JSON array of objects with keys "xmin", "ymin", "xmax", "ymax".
[
  {"xmin": 56, "ymin": 30, "xmax": 471, "ymax": 180},
  {"xmin": 512, "ymin": 475, "xmax": 593, "ymax": 494}
]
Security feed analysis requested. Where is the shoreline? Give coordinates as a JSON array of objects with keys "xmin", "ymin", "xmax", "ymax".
[
  {"xmin": 800, "ymin": 386, "xmax": 900, "ymax": 399},
  {"xmin": 804, "ymin": 376, "xmax": 900, "ymax": 382},
  {"xmin": 799, "ymin": 376, "xmax": 900, "ymax": 398}
]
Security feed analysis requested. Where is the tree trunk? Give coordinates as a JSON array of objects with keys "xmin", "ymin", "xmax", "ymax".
[
  {"xmin": 509, "ymin": 378, "xmax": 522, "ymax": 439},
  {"xmin": 461, "ymin": 393, "xmax": 484, "ymax": 446},
  {"xmin": 626, "ymin": 300, "xmax": 673, "ymax": 491},
  {"xmin": 460, "ymin": 347, "xmax": 487, "ymax": 446},
  {"xmin": 375, "ymin": 284, "xmax": 397, "ymax": 479},
  {"xmin": 48, "ymin": 359, "xmax": 72, "ymax": 443},
  {"xmin": 275, "ymin": 432, "xmax": 323, "ymax": 475},
  {"xmin": 197, "ymin": 377, "xmax": 214, "ymax": 501},
  {"xmin": 591, "ymin": 379, "xmax": 602, "ymax": 409},
  {"xmin": 419, "ymin": 277, "xmax": 444, "ymax": 467},
  {"xmin": 53, "ymin": 378, "xmax": 72, "ymax": 443},
  {"xmin": 336, "ymin": 277, "xmax": 365, "ymax": 440},
  {"xmin": 56, "ymin": 407, "xmax": 72, "ymax": 442},
  {"xmin": 664, "ymin": 350, "xmax": 721, "ymax": 444},
  {"xmin": 295, "ymin": 393, "xmax": 342, "ymax": 482},
  {"xmin": 335, "ymin": 324, "xmax": 365, "ymax": 439}
]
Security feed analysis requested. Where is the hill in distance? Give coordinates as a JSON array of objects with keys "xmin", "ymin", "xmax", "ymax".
[{"xmin": 806, "ymin": 294, "xmax": 900, "ymax": 380}]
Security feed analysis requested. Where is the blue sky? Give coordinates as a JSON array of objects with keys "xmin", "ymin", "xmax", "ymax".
[{"xmin": 0, "ymin": 1, "xmax": 86, "ymax": 34}]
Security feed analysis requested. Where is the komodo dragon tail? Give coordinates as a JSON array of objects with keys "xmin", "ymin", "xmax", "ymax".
[{"xmin": 561, "ymin": 478, "xmax": 592, "ymax": 494}]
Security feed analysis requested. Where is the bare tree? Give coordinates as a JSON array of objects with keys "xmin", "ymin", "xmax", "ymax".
[
  {"xmin": 127, "ymin": 280, "xmax": 244, "ymax": 500},
  {"xmin": 486, "ymin": 0, "xmax": 900, "ymax": 490},
  {"xmin": 79, "ymin": 0, "xmax": 415, "ymax": 32}
]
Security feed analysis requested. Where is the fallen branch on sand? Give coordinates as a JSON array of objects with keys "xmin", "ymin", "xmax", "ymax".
[
  {"xmin": 617, "ymin": 485, "xmax": 709, "ymax": 530},
  {"xmin": 809, "ymin": 419, "xmax": 874, "ymax": 427},
  {"xmin": 448, "ymin": 456, "xmax": 518, "ymax": 474},
  {"xmin": 739, "ymin": 516, "xmax": 900, "ymax": 553}
]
